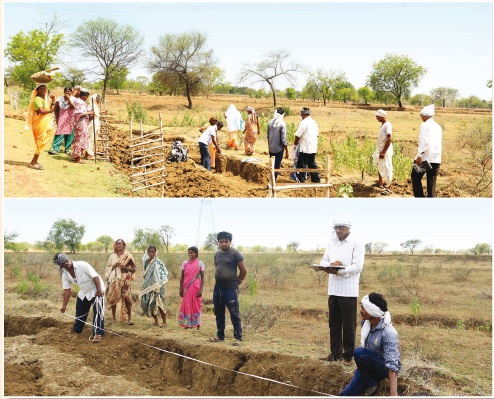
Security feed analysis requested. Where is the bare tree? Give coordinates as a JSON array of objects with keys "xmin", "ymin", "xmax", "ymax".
[
  {"xmin": 148, "ymin": 31, "xmax": 217, "ymax": 109},
  {"xmin": 373, "ymin": 242, "xmax": 388, "ymax": 254},
  {"xmin": 159, "ymin": 225, "xmax": 175, "ymax": 253},
  {"xmin": 239, "ymin": 50, "xmax": 304, "ymax": 106},
  {"xmin": 430, "ymin": 87, "xmax": 459, "ymax": 108},
  {"xmin": 71, "ymin": 18, "xmax": 144, "ymax": 102}
]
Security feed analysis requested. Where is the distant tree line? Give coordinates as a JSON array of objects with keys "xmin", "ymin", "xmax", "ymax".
[{"xmin": 4, "ymin": 14, "xmax": 491, "ymax": 109}]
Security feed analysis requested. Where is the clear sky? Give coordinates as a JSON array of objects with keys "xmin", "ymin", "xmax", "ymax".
[
  {"xmin": 3, "ymin": 198, "xmax": 492, "ymax": 251},
  {"xmin": 3, "ymin": 1, "xmax": 493, "ymax": 99}
]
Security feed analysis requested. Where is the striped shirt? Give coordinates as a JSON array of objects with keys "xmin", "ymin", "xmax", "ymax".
[
  {"xmin": 320, "ymin": 233, "xmax": 365, "ymax": 297},
  {"xmin": 363, "ymin": 319, "xmax": 401, "ymax": 372}
]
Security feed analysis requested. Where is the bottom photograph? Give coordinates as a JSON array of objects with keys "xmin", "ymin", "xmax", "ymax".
[{"xmin": 3, "ymin": 198, "xmax": 492, "ymax": 397}]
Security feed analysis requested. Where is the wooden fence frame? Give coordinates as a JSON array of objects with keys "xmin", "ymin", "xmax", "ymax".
[
  {"xmin": 267, "ymin": 155, "xmax": 331, "ymax": 198},
  {"xmin": 130, "ymin": 113, "xmax": 166, "ymax": 197}
]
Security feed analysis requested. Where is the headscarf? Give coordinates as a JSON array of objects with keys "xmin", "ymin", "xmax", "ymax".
[
  {"xmin": 333, "ymin": 215, "xmax": 352, "ymax": 228},
  {"xmin": 26, "ymin": 84, "xmax": 48, "ymax": 130},
  {"xmin": 225, "ymin": 104, "xmax": 243, "ymax": 131},
  {"xmin": 53, "ymin": 253, "xmax": 70, "ymax": 276},
  {"xmin": 360, "ymin": 294, "xmax": 392, "ymax": 347},
  {"xmin": 420, "ymin": 104, "xmax": 435, "ymax": 116},
  {"xmin": 375, "ymin": 109, "xmax": 386, "ymax": 117},
  {"xmin": 246, "ymin": 106, "xmax": 257, "ymax": 118},
  {"xmin": 87, "ymin": 94, "xmax": 100, "ymax": 118},
  {"xmin": 300, "ymin": 107, "xmax": 311, "ymax": 116},
  {"xmin": 272, "ymin": 108, "xmax": 285, "ymax": 128}
]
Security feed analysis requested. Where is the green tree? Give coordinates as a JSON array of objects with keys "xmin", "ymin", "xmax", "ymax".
[
  {"xmin": 159, "ymin": 225, "xmax": 175, "ymax": 253},
  {"xmin": 5, "ymin": 16, "xmax": 65, "ymax": 88},
  {"xmin": 107, "ymin": 67, "xmax": 129, "ymax": 94},
  {"xmin": 46, "ymin": 218, "xmax": 85, "ymax": 253},
  {"xmin": 400, "ymin": 239, "xmax": 422, "ymax": 255},
  {"xmin": 367, "ymin": 53, "xmax": 426, "ymax": 107},
  {"xmin": 72, "ymin": 18, "xmax": 144, "ymax": 102},
  {"xmin": 365, "ymin": 242, "xmax": 373, "ymax": 254},
  {"xmin": 199, "ymin": 65, "xmax": 225, "ymax": 97},
  {"xmin": 132, "ymin": 228, "xmax": 162, "ymax": 252},
  {"xmin": 285, "ymin": 87, "xmax": 297, "ymax": 100},
  {"xmin": 430, "ymin": 87, "xmax": 459, "ymax": 108},
  {"xmin": 59, "ymin": 67, "xmax": 86, "ymax": 88},
  {"xmin": 136, "ymin": 76, "xmax": 150, "ymax": 94},
  {"xmin": 410, "ymin": 93, "xmax": 432, "ymax": 106},
  {"xmin": 4, "ymin": 230, "xmax": 19, "ymax": 244},
  {"xmin": 335, "ymin": 86, "xmax": 357, "ymax": 103},
  {"xmin": 357, "ymin": 86, "xmax": 375, "ymax": 105},
  {"xmin": 148, "ymin": 31, "xmax": 217, "ymax": 109},
  {"xmin": 34, "ymin": 240, "xmax": 55, "ymax": 252},
  {"xmin": 97, "ymin": 235, "xmax": 114, "ymax": 253},
  {"xmin": 203, "ymin": 232, "xmax": 219, "ymax": 251},
  {"xmin": 472, "ymin": 243, "xmax": 491, "ymax": 255},
  {"xmin": 286, "ymin": 241, "xmax": 300, "ymax": 253},
  {"xmin": 239, "ymin": 49, "xmax": 303, "ymax": 106}
]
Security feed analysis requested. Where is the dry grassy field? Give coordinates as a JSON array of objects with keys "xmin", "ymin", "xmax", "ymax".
[
  {"xmin": 4, "ymin": 91, "xmax": 492, "ymax": 197},
  {"xmin": 4, "ymin": 252, "xmax": 492, "ymax": 396}
]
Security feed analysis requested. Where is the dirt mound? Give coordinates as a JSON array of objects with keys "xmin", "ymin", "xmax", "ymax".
[{"xmin": 5, "ymin": 314, "xmax": 431, "ymax": 396}]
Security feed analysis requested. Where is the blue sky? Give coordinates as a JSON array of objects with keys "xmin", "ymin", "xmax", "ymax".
[
  {"xmin": 3, "ymin": 1, "xmax": 493, "ymax": 99},
  {"xmin": 3, "ymin": 198, "xmax": 492, "ymax": 251}
]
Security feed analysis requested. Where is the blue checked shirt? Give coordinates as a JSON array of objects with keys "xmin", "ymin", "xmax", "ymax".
[{"xmin": 363, "ymin": 319, "xmax": 402, "ymax": 372}]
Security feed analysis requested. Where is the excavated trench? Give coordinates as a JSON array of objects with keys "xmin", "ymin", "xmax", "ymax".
[{"xmin": 4, "ymin": 315, "xmax": 432, "ymax": 396}]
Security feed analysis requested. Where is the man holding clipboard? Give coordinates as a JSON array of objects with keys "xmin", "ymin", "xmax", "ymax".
[{"xmin": 318, "ymin": 216, "xmax": 365, "ymax": 362}]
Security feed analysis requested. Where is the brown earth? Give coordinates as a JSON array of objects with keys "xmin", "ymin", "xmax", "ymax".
[{"xmin": 4, "ymin": 314, "xmax": 433, "ymax": 397}]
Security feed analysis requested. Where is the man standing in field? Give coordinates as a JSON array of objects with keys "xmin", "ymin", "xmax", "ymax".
[
  {"xmin": 318, "ymin": 216, "xmax": 365, "ymax": 362},
  {"xmin": 373, "ymin": 109, "xmax": 393, "ymax": 195},
  {"xmin": 53, "ymin": 253, "xmax": 105, "ymax": 343},
  {"xmin": 411, "ymin": 104, "xmax": 442, "ymax": 197},
  {"xmin": 340, "ymin": 292, "xmax": 401, "ymax": 396},
  {"xmin": 293, "ymin": 107, "xmax": 320, "ymax": 183},
  {"xmin": 208, "ymin": 231, "xmax": 247, "ymax": 347}
]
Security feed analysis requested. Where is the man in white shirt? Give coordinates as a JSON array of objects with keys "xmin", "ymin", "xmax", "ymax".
[
  {"xmin": 411, "ymin": 104, "xmax": 442, "ymax": 197},
  {"xmin": 318, "ymin": 216, "xmax": 365, "ymax": 362},
  {"xmin": 198, "ymin": 117, "xmax": 222, "ymax": 171},
  {"xmin": 293, "ymin": 107, "xmax": 320, "ymax": 183},
  {"xmin": 53, "ymin": 253, "xmax": 105, "ymax": 343},
  {"xmin": 373, "ymin": 109, "xmax": 393, "ymax": 195}
]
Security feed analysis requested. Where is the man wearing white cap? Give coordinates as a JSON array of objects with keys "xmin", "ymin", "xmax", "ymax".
[
  {"xmin": 340, "ymin": 292, "xmax": 401, "ymax": 396},
  {"xmin": 411, "ymin": 104, "xmax": 442, "ymax": 197},
  {"xmin": 373, "ymin": 110, "xmax": 393, "ymax": 195},
  {"xmin": 318, "ymin": 216, "xmax": 365, "ymax": 362}
]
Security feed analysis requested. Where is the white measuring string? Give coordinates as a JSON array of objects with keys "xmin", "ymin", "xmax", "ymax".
[{"xmin": 62, "ymin": 312, "xmax": 335, "ymax": 396}]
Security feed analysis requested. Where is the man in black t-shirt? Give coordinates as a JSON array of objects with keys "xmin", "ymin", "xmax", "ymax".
[{"xmin": 209, "ymin": 231, "xmax": 247, "ymax": 346}]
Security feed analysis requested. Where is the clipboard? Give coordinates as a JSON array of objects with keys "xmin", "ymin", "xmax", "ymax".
[{"xmin": 308, "ymin": 263, "xmax": 345, "ymax": 271}]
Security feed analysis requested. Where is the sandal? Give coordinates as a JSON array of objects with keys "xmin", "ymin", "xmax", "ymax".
[
  {"xmin": 127, "ymin": 321, "xmax": 134, "ymax": 325},
  {"xmin": 232, "ymin": 340, "xmax": 242, "ymax": 347},
  {"xmin": 381, "ymin": 188, "xmax": 391, "ymax": 196},
  {"xmin": 207, "ymin": 337, "xmax": 224, "ymax": 343},
  {"xmin": 28, "ymin": 163, "xmax": 44, "ymax": 170},
  {"xmin": 160, "ymin": 324, "xmax": 167, "ymax": 329},
  {"xmin": 89, "ymin": 334, "xmax": 102, "ymax": 343}
]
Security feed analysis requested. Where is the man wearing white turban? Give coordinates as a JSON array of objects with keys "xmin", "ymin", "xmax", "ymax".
[
  {"xmin": 372, "ymin": 110, "xmax": 393, "ymax": 194},
  {"xmin": 411, "ymin": 104, "xmax": 442, "ymax": 197},
  {"xmin": 293, "ymin": 107, "xmax": 320, "ymax": 183},
  {"xmin": 318, "ymin": 216, "xmax": 365, "ymax": 363},
  {"xmin": 340, "ymin": 292, "xmax": 401, "ymax": 396}
]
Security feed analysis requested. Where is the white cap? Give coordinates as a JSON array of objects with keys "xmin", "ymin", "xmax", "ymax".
[
  {"xmin": 375, "ymin": 109, "xmax": 386, "ymax": 117},
  {"xmin": 420, "ymin": 104, "xmax": 435, "ymax": 116}
]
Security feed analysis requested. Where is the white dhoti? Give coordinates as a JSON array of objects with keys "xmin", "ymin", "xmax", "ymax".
[{"xmin": 373, "ymin": 146, "xmax": 393, "ymax": 185}]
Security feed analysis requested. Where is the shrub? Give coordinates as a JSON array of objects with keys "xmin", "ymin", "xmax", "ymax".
[{"xmin": 126, "ymin": 101, "xmax": 148, "ymax": 124}]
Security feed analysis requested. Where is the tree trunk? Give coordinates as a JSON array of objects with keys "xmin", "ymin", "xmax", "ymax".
[
  {"xmin": 102, "ymin": 79, "xmax": 108, "ymax": 103},
  {"xmin": 268, "ymin": 81, "xmax": 276, "ymax": 107},
  {"xmin": 398, "ymin": 98, "xmax": 403, "ymax": 107},
  {"xmin": 186, "ymin": 83, "xmax": 193, "ymax": 109}
]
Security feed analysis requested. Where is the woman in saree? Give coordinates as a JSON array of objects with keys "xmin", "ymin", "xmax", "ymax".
[
  {"xmin": 243, "ymin": 106, "xmax": 260, "ymax": 155},
  {"xmin": 48, "ymin": 86, "xmax": 75, "ymax": 155},
  {"xmin": 26, "ymin": 84, "xmax": 56, "ymax": 170},
  {"xmin": 178, "ymin": 246, "xmax": 205, "ymax": 329},
  {"xmin": 71, "ymin": 89, "xmax": 94, "ymax": 163},
  {"xmin": 139, "ymin": 246, "xmax": 169, "ymax": 327},
  {"xmin": 208, "ymin": 121, "xmax": 224, "ymax": 169},
  {"xmin": 224, "ymin": 104, "xmax": 244, "ymax": 150},
  {"xmin": 105, "ymin": 239, "xmax": 136, "ymax": 325},
  {"xmin": 85, "ymin": 94, "xmax": 106, "ymax": 160}
]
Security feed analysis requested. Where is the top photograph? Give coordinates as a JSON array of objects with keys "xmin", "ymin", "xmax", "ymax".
[{"xmin": 3, "ymin": 2, "xmax": 492, "ymax": 198}]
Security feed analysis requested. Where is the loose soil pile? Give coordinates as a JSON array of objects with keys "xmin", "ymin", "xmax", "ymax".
[{"xmin": 4, "ymin": 314, "xmax": 431, "ymax": 396}]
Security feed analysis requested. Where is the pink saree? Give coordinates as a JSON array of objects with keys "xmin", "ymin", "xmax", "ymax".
[{"xmin": 178, "ymin": 259, "xmax": 203, "ymax": 328}]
